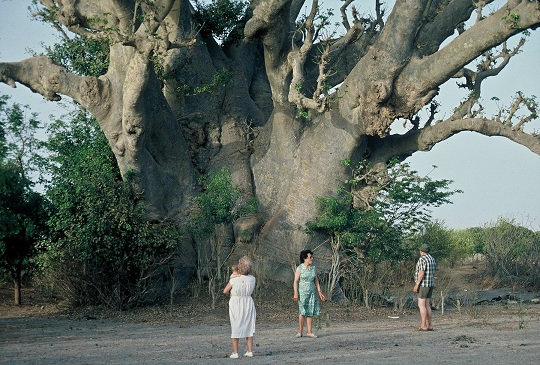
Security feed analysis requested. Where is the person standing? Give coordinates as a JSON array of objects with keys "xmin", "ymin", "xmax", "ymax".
[
  {"xmin": 293, "ymin": 250, "xmax": 325, "ymax": 338},
  {"xmin": 223, "ymin": 256, "xmax": 256, "ymax": 358},
  {"xmin": 413, "ymin": 243, "xmax": 436, "ymax": 331}
]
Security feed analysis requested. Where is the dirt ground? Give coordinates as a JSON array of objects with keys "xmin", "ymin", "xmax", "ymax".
[{"xmin": 1, "ymin": 264, "xmax": 540, "ymax": 365}]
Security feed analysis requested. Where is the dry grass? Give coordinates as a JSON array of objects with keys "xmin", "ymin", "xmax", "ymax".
[{"xmin": 1, "ymin": 261, "xmax": 537, "ymax": 327}]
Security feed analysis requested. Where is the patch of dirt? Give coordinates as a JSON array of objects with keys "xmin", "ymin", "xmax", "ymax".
[{"xmin": 1, "ymin": 263, "xmax": 540, "ymax": 365}]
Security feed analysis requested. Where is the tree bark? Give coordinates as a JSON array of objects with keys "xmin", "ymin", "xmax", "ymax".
[{"xmin": 13, "ymin": 265, "xmax": 22, "ymax": 306}]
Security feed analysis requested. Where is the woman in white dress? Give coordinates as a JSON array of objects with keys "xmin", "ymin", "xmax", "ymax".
[{"xmin": 223, "ymin": 256, "xmax": 256, "ymax": 359}]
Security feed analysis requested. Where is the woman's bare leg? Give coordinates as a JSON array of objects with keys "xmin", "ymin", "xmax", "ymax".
[
  {"xmin": 298, "ymin": 315, "xmax": 305, "ymax": 334},
  {"xmin": 231, "ymin": 338, "xmax": 239, "ymax": 354},
  {"xmin": 306, "ymin": 316, "xmax": 313, "ymax": 334}
]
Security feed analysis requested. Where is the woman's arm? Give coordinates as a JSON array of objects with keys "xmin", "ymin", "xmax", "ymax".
[
  {"xmin": 314, "ymin": 273, "xmax": 326, "ymax": 302},
  {"xmin": 223, "ymin": 281, "xmax": 232, "ymax": 295},
  {"xmin": 293, "ymin": 267, "xmax": 300, "ymax": 301}
]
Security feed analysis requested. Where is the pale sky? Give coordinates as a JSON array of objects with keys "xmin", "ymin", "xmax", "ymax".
[{"xmin": 1, "ymin": 0, "xmax": 539, "ymax": 230}]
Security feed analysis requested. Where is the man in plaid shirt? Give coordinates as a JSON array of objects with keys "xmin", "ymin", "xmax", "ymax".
[{"xmin": 413, "ymin": 243, "xmax": 436, "ymax": 331}]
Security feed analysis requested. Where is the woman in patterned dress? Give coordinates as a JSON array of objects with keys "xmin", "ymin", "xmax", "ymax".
[{"xmin": 293, "ymin": 250, "xmax": 325, "ymax": 338}]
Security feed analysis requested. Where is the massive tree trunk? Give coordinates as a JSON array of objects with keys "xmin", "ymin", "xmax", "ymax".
[{"xmin": 1, "ymin": 0, "xmax": 539, "ymax": 285}]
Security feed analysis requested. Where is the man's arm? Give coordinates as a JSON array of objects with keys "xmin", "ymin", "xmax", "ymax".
[{"xmin": 413, "ymin": 270, "xmax": 425, "ymax": 293}]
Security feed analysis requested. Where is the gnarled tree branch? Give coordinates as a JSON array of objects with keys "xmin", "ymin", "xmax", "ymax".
[
  {"xmin": 377, "ymin": 107, "xmax": 540, "ymax": 166},
  {"xmin": 414, "ymin": 0, "xmax": 480, "ymax": 57},
  {"xmin": 287, "ymin": 0, "xmax": 329, "ymax": 112},
  {"xmin": 0, "ymin": 57, "xmax": 108, "ymax": 111},
  {"xmin": 244, "ymin": 0, "xmax": 292, "ymax": 64},
  {"xmin": 394, "ymin": 0, "xmax": 540, "ymax": 115}
]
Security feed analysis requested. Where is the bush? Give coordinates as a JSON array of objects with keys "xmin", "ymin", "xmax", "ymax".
[
  {"xmin": 38, "ymin": 111, "xmax": 183, "ymax": 309},
  {"xmin": 482, "ymin": 218, "xmax": 540, "ymax": 287}
]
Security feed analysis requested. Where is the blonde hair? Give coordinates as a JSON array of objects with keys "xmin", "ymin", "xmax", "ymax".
[{"xmin": 237, "ymin": 256, "xmax": 253, "ymax": 275}]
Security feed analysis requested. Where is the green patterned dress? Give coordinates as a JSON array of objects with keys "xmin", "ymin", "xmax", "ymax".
[{"xmin": 297, "ymin": 263, "xmax": 321, "ymax": 317}]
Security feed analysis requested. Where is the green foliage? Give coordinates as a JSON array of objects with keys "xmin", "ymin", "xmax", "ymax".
[
  {"xmin": 191, "ymin": 166, "xmax": 256, "ymax": 238},
  {"xmin": 149, "ymin": 53, "xmax": 167, "ymax": 81},
  {"xmin": 310, "ymin": 159, "xmax": 462, "ymax": 253},
  {"xmin": 502, "ymin": 13, "xmax": 521, "ymax": 29},
  {"xmin": 493, "ymin": 92, "xmax": 538, "ymax": 124},
  {"xmin": 467, "ymin": 226, "xmax": 488, "ymax": 254},
  {"xmin": 179, "ymin": 68, "xmax": 232, "ymax": 96},
  {"xmin": 345, "ymin": 158, "xmax": 462, "ymax": 235},
  {"xmin": 193, "ymin": 0, "xmax": 249, "ymax": 45},
  {"xmin": 409, "ymin": 221, "xmax": 456, "ymax": 263},
  {"xmin": 481, "ymin": 218, "xmax": 539, "ymax": 286},
  {"xmin": 449, "ymin": 227, "xmax": 484, "ymax": 258},
  {"xmin": 197, "ymin": 167, "xmax": 240, "ymax": 224},
  {"xmin": 0, "ymin": 96, "xmax": 42, "ymax": 174},
  {"xmin": 0, "ymin": 95, "xmax": 10, "ymax": 159},
  {"xmin": 85, "ymin": 14, "xmax": 120, "ymax": 34},
  {"xmin": 0, "ymin": 164, "xmax": 46, "ymax": 278},
  {"xmin": 295, "ymin": 108, "xmax": 310, "ymax": 121},
  {"xmin": 32, "ymin": 0, "xmax": 59, "ymax": 24},
  {"xmin": 39, "ymin": 110, "xmax": 182, "ymax": 309},
  {"xmin": 307, "ymin": 158, "xmax": 461, "ymax": 302},
  {"xmin": 307, "ymin": 193, "xmax": 406, "ymax": 265},
  {"xmin": 44, "ymin": 36, "xmax": 110, "ymax": 77},
  {"xmin": 0, "ymin": 95, "xmax": 48, "ymax": 302}
]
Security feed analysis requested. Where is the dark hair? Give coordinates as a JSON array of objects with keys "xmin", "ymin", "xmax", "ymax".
[
  {"xmin": 299, "ymin": 250, "xmax": 313, "ymax": 263},
  {"xmin": 419, "ymin": 243, "xmax": 430, "ymax": 253}
]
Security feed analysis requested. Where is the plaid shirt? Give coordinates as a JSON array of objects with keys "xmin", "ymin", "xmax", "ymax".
[{"xmin": 414, "ymin": 253, "xmax": 436, "ymax": 287}]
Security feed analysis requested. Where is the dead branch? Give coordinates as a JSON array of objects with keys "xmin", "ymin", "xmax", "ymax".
[{"xmin": 340, "ymin": 0, "xmax": 355, "ymax": 30}]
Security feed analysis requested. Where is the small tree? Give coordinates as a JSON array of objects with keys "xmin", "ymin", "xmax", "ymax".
[
  {"xmin": 0, "ymin": 95, "xmax": 47, "ymax": 305},
  {"xmin": 448, "ymin": 228, "xmax": 480, "ymax": 262},
  {"xmin": 307, "ymin": 159, "xmax": 461, "ymax": 305},
  {"xmin": 410, "ymin": 220, "xmax": 455, "ymax": 262},
  {"xmin": 0, "ymin": 164, "xmax": 47, "ymax": 304},
  {"xmin": 482, "ymin": 218, "xmax": 540, "ymax": 286}
]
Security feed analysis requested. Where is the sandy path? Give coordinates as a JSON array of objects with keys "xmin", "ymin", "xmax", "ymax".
[{"xmin": 2, "ymin": 304, "xmax": 539, "ymax": 365}]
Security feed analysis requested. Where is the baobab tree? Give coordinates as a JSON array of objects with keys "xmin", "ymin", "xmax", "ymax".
[{"xmin": 1, "ymin": 0, "xmax": 538, "ymax": 283}]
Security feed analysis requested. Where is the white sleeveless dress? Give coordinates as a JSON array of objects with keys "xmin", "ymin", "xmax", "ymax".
[{"xmin": 228, "ymin": 274, "xmax": 256, "ymax": 338}]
